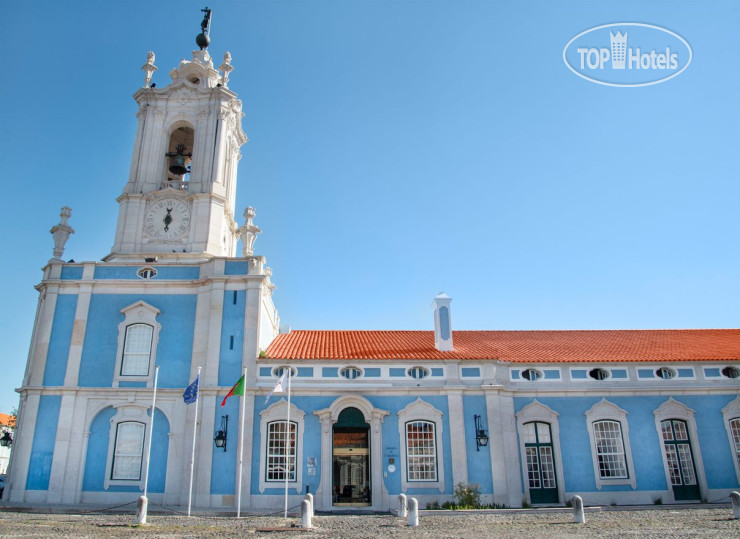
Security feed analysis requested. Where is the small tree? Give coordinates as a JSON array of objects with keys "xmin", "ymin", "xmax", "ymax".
[{"xmin": 453, "ymin": 482, "xmax": 481, "ymax": 508}]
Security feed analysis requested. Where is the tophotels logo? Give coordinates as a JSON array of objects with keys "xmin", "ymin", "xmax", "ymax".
[{"xmin": 563, "ymin": 23, "xmax": 692, "ymax": 87}]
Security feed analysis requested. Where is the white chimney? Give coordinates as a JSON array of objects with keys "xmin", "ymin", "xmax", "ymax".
[{"xmin": 432, "ymin": 292, "xmax": 453, "ymax": 351}]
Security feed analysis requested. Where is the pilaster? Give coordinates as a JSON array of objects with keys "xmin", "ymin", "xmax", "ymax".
[
  {"xmin": 447, "ymin": 391, "xmax": 469, "ymax": 486},
  {"xmin": 485, "ymin": 391, "xmax": 523, "ymax": 507}
]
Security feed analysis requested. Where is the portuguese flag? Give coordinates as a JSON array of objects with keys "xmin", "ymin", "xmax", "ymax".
[{"xmin": 220, "ymin": 374, "xmax": 245, "ymax": 407}]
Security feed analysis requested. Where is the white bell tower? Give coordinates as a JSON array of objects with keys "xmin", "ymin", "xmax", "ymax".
[{"xmin": 107, "ymin": 21, "xmax": 247, "ymax": 261}]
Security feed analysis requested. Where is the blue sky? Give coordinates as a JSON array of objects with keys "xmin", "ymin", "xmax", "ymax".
[{"xmin": 0, "ymin": 0, "xmax": 738, "ymax": 414}]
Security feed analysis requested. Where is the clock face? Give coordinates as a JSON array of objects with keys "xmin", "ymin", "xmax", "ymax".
[{"xmin": 145, "ymin": 198, "xmax": 191, "ymax": 241}]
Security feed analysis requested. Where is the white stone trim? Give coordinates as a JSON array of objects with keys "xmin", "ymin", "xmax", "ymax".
[
  {"xmin": 585, "ymin": 398, "xmax": 636, "ymax": 489},
  {"xmin": 258, "ymin": 398, "xmax": 305, "ymax": 494},
  {"xmin": 516, "ymin": 399, "xmax": 566, "ymax": 504},
  {"xmin": 397, "ymin": 398, "xmax": 445, "ymax": 493},
  {"xmin": 113, "ymin": 301, "xmax": 161, "ymax": 387},
  {"xmin": 652, "ymin": 397, "xmax": 708, "ymax": 503},
  {"xmin": 721, "ymin": 396, "xmax": 740, "ymax": 485}
]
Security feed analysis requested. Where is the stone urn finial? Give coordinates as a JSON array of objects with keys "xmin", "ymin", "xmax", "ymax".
[
  {"xmin": 237, "ymin": 206, "xmax": 261, "ymax": 256},
  {"xmin": 50, "ymin": 206, "xmax": 75, "ymax": 260}
]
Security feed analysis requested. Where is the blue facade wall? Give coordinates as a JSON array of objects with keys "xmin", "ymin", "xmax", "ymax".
[
  {"xmin": 210, "ymin": 397, "xmax": 243, "ymax": 495},
  {"xmin": 78, "ymin": 294, "xmax": 197, "ymax": 388},
  {"xmin": 224, "ymin": 261, "xmax": 249, "ymax": 275},
  {"xmin": 81, "ymin": 407, "xmax": 170, "ymax": 493},
  {"xmin": 25, "ymin": 395, "xmax": 62, "ymax": 490},
  {"xmin": 217, "ymin": 290, "xmax": 245, "ymax": 386},
  {"xmin": 43, "ymin": 294, "xmax": 78, "ymax": 386},
  {"xmin": 463, "ymin": 395, "xmax": 493, "ymax": 493},
  {"xmin": 60, "ymin": 266, "xmax": 84, "ymax": 280},
  {"xmin": 93, "ymin": 266, "xmax": 200, "ymax": 280},
  {"xmin": 514, "ymin": 394, "xmax": 740, "ymax": 494}
]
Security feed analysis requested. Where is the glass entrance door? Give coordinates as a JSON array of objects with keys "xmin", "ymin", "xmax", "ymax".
[
  {"xmin": 332, "ymin": 407, "xmax": 371, "ymax": 506},
  {"xmin": 661, "ymin": 419, "xmax": 701, "ymax": 501},
  {"xmin": 522, "ymin": 421, "xmax": 558, "ymax": 504},
  {"xmin": 333, "ymin": 449, "xmax": 370, "ymax": 504}
]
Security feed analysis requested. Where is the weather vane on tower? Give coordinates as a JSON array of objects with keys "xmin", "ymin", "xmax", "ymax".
[{"xmin": 196, "ymin": 7, "xmax": 212, "ymax": 50}]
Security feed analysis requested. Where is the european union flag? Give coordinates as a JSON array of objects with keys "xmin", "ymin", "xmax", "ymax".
[{"xmin": 183, "ymin": 375, "xmax": 199, "ymax": 404}]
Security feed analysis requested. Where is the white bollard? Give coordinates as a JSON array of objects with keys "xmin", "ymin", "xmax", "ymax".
[
  {"xmin": 408, "ymin": 497, "xmax": 419, "ymax": 527},
  {"xmin": 301, "ymin": 499, "xmax": 313, "ymax": 528},
  {"xmin": 398, "ymin": 493, "xmax": 407, "ymax": 518},
  {"xmin": 135, "ymin": 495, "xmax": 148, "ymax": 525},
  {"xmin": 305, "ymin": 493, "xmax": 314, "ymax": 519},
  {"xmin": 731, "ymin": 491, "xmax": 740, "ymax": 519},
  {"xmin": 572, "ymin": 495, "xmax": 585, "ymax": 524}
]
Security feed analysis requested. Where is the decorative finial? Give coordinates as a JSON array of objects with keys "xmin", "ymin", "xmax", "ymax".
[
  {"xmin": 219, "ymin": 51, "xmax": 233, "ymax": 87},
  {"xmin": 237, "ymin": 206, "xmax": 261, "ymax": 256},
  {"xmin": 196, "ymin": 7, "xmax": 212, "ymax": 50},
  {"xmin": 141, "ymin": 51, "xmax": 157, "ymax": 88},
  {"xmin": 50, "ymin": 207, "xmax": 75, "ymax": 260}
]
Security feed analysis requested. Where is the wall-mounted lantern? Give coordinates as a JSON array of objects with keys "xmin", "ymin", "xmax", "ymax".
[
  {"xmin": 214, "ymin": 415, "xmax": 228, "ymax": 452},
  {"xmin": 474, "ymin": 414, "xmax": 488, "ymax": 451}
]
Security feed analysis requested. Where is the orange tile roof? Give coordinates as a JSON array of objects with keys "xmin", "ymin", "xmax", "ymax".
[{"xmin": 265, "ymin": 329, "xmax": 740, "ymax": 363}]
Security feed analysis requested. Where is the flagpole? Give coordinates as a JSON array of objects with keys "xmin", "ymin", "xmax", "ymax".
[
  {"xmin": 187, "ymin": 366, "xmax": 201, "ymax": 517},
  {"xmin": 284, "ymin": 368, "xmax": 291, "ymax": 518},
  {"xmin": 143, "ymin": 366, "xmax": 159, "ymax": 499},
  {"xmin": 237, "ymin": 366, "xmax": 247, "ymax": 518}
]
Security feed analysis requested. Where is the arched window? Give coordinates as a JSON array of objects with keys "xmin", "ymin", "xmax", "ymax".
[
  {"xmin": 585, "ymin": 399, "xmax": 636, "ymax": 489},
  {"xmin": 111, "ymin": 421, "xmax": 146, "ymax": 480},
  {"xmin": 165, "ymin": 125, "xmax": 195, "ymax": 188},
  {"xmin": 397, "ymin": 398, "xmax": 445, "ymax": 492}
]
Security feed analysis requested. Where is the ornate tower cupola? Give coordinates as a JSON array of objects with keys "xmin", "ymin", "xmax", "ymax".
[{"xmin": 108, "ymin": 8, "xmax": 247, "ymax": 260}]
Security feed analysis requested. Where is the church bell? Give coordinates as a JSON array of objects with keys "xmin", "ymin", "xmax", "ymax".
[{"xmin": 166, "ymin": 144, "xmax": 193, "ymax": 176}]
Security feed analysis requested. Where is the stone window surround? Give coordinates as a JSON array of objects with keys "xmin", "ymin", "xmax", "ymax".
[
  {"xmin": 516, "ymin": 400, "xmax": 566, "ymax": 504},
  {"xmin": 585, "ymin": 398, "xmax": 636, "ymax": 489},
  {"xmin": 258, "ymin": 399, "xmax": 305, "ymax": 493},
  {"xmin": 653, "ymin": 397, "xmax": 708, "ymax": 503},
  {"xmin": 397, "ymin": 398, "xmax": 445, "ymax": 493},
  {"xmin": 113, "ymin": 301, "xmax": 161, "ymax": 388},
  {"xmin": 721, "ymin": 396, "xmax": 740, "ymax": 485}
]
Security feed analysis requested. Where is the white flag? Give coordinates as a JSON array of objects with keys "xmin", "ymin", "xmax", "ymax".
[{"xmin": 265, "ymin": 370, "xmax": 288, "ymax": 404}]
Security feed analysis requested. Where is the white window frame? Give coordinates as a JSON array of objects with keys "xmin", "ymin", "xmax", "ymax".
[
  {"xmin": 585, "ymin": 399, "xmax": 636, "ymax": 489},
  {"xmin": 259, "ymin": 398, "xmax": 305, "ymax": 493},
  {"xmin": 113, "ymin": 301, "xmax": 161, "ymax": 387},
  {"xmin": 653, "ymin": 397, "xmax": 708, "ymax": 503},
  {"xmin": 722, "ymin": 396, "xmax": 740, "ymax": 485},
  {"xmin": 104, "ymin": 405, "xmax": 151, "ymax": 490},
  {"xmin": 516, "ymin": 399, "xmax": 566, "ymax": 504},
  {"xmin": 397, "ymin": 398, "xmax": 445, "ymax": 492}
]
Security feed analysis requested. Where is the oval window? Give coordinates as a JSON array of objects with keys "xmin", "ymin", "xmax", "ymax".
[
  {"xmin": 521, "ymin": 369, "xmax": 542, "ymax": 381},
  {"xmin": 340, "ymin": 367, "xmax": 362, "ymax": 380},
  {"xmin": 721, "ymin": 366, "xmax": 739, "ymax": 379},
  {"xmin": 656, "ymin": 367, "xmax": 675, "ymax": 380},
  {"xmin": 137, "ymin": 267, "xmax": 157, "ymax": 279},
  {"xmin": 407, "ymin": 366, "xmax": 428, "ymax": 379},
  {"xmin": 272, "ymin": 366, "xmax": 296, "ymax": 378},
  {"xmin": 588, "ymin": 368, "xmax": 609, "ymax": 381}
]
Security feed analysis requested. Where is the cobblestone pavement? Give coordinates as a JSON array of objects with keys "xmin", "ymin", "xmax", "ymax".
[{"xmin": 0, "ymin": 507, "xmax": 737, "ymax": 538}]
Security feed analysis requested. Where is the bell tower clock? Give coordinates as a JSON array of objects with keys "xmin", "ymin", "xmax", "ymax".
[{"xmin": 107, "ymin": 17, "xmax": 247, "ymax": 261}]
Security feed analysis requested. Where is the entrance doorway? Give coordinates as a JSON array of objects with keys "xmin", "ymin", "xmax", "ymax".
[
  {"xmin": 333, "ymin": 407, "xmax": 370, "ymax": 506},
  {"xmin": 522, "ymin": 421, "xmax": 558, "ymax": 504},
  {"xmin": 660, "ymin": 419, "xmax": 701, "ymax": 501}
]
